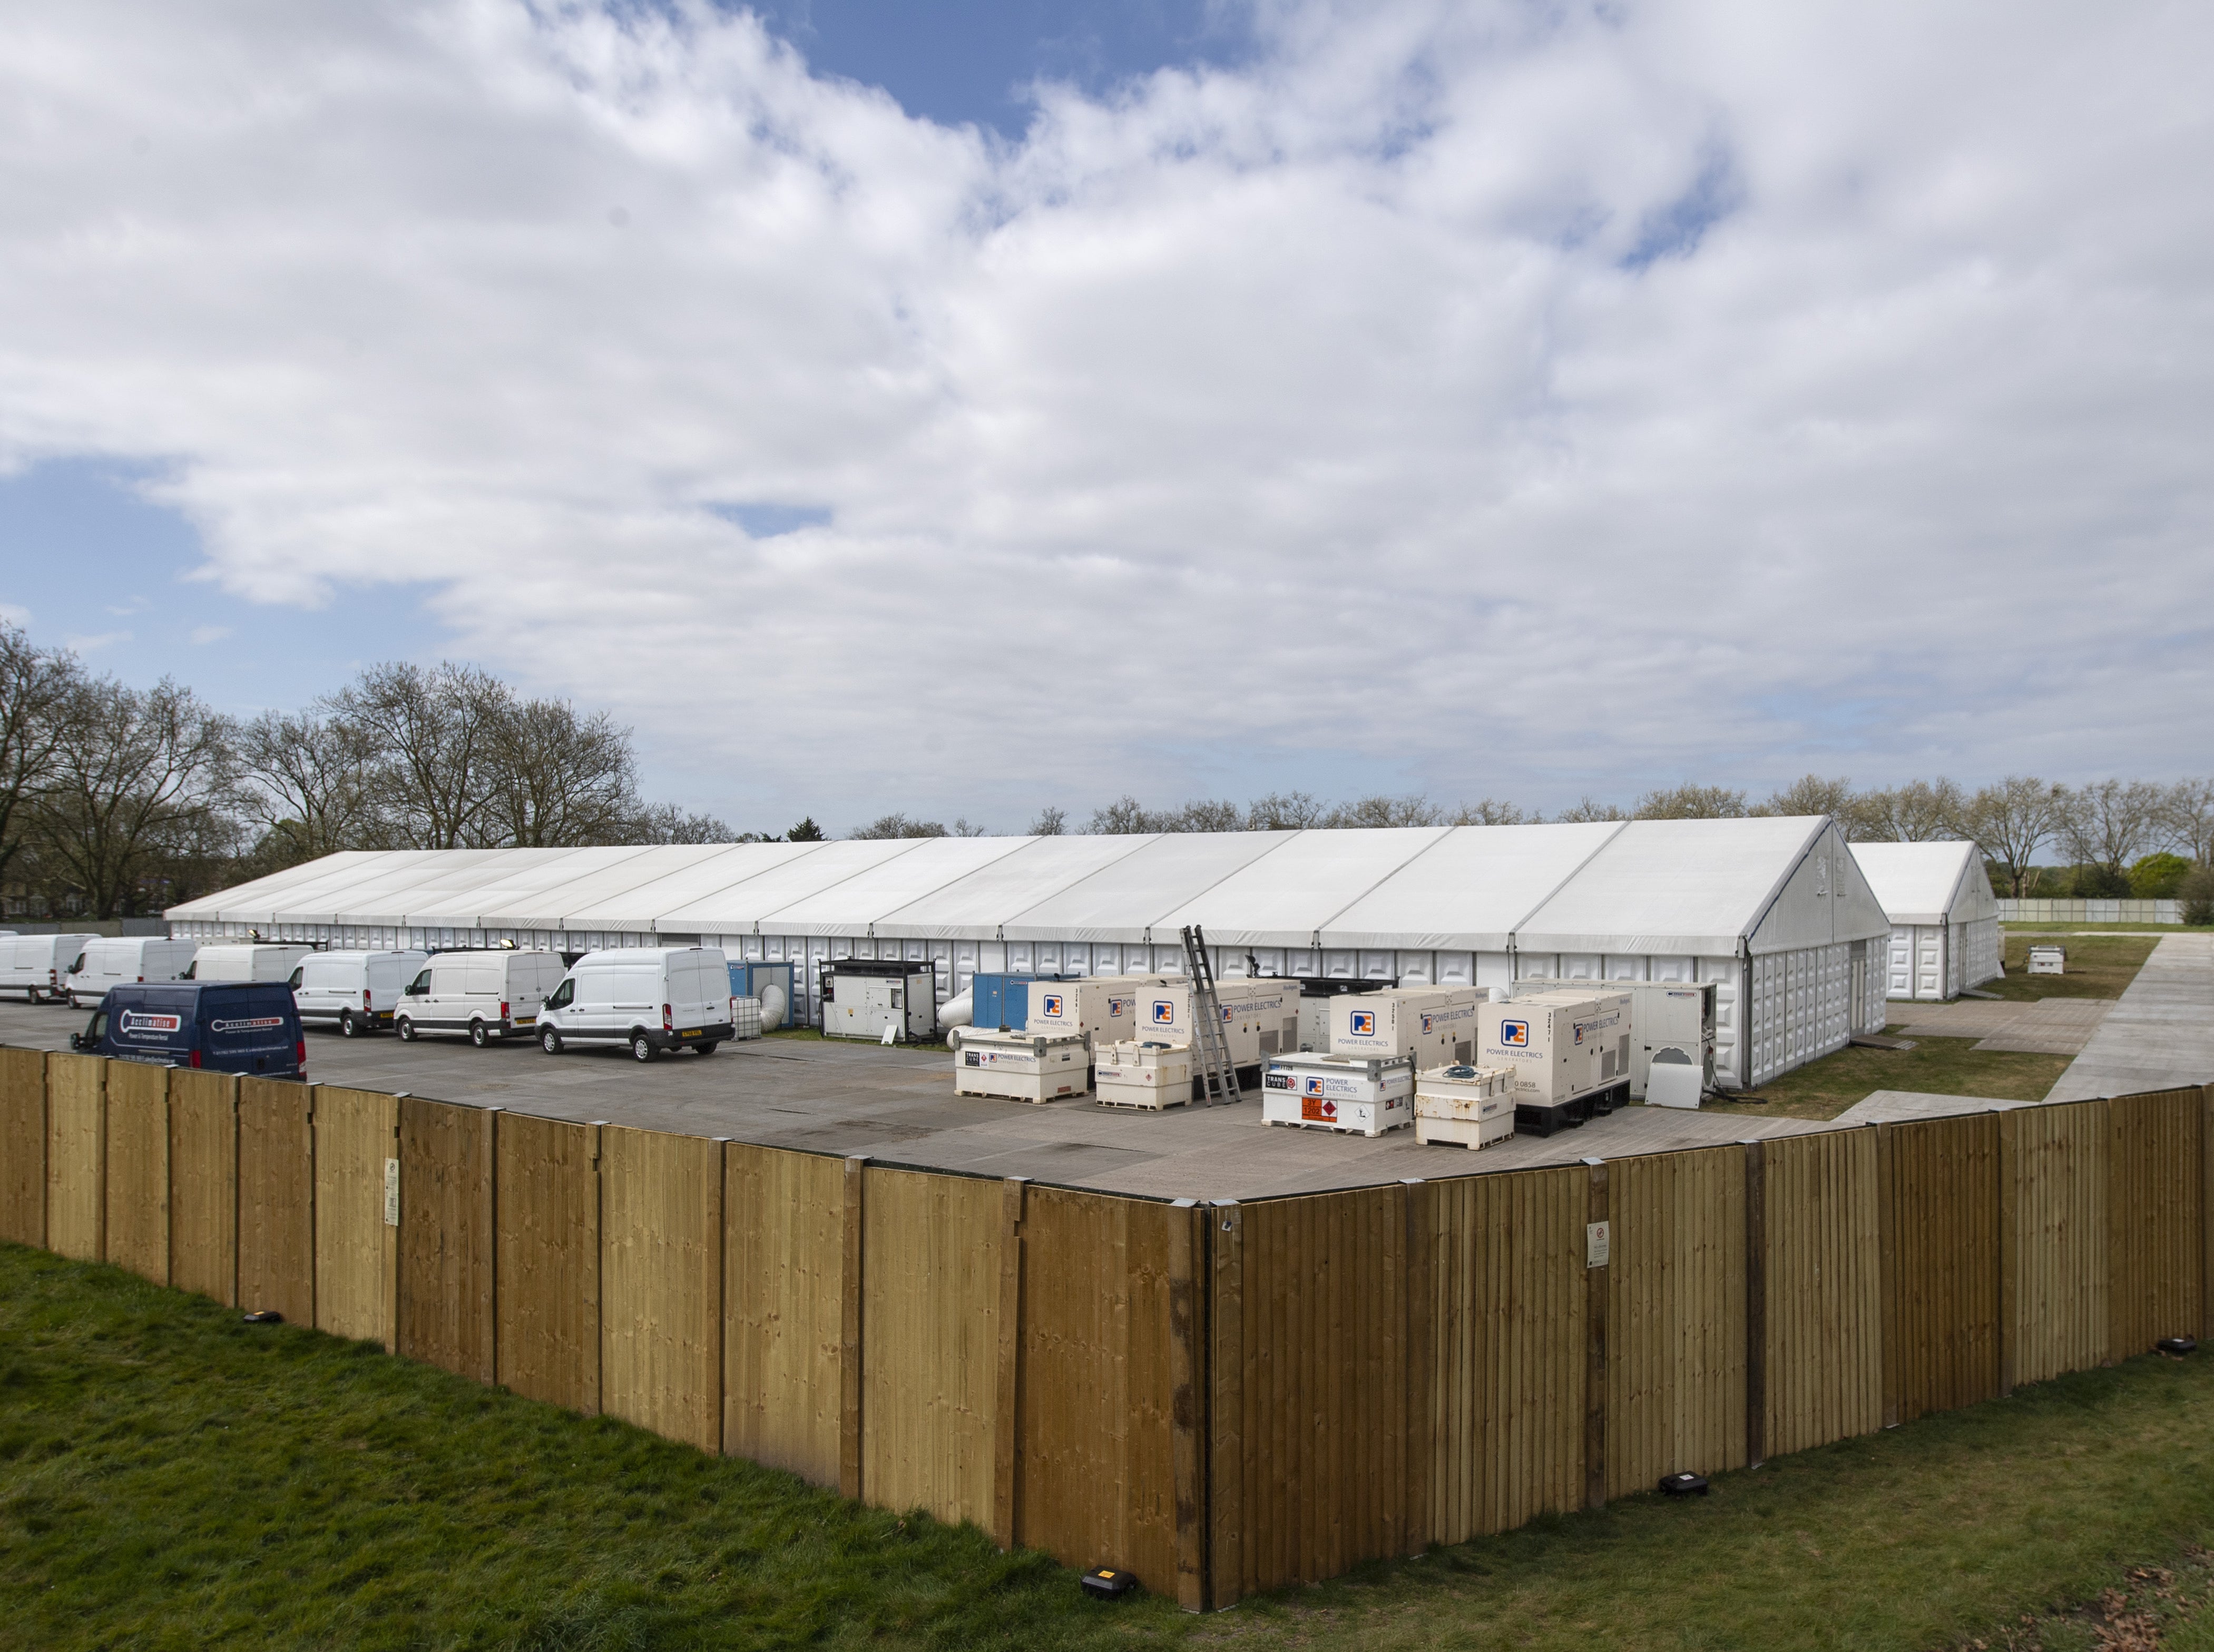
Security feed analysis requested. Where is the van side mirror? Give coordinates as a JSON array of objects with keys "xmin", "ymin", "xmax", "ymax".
[{"xmin": 68, "ymin": 1033, "xmax": 83, "ymax": 1051}]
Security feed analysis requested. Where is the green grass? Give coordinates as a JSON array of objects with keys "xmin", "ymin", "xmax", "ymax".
[
  {"xmin": 18, "ymin": 1244, "xmax": 2214, "ymax": 1651},
  {"xmin": 0, "ymin": 1244, "xmax": 1181, "ymax": 1651},
  {"xmin": 1979, "ymin": 933, "xmax": 2161, "ymax": 1003},
  {"xmin": 1703, "ymin": 1036, "xmax": 2071, "ymax": 1122}
]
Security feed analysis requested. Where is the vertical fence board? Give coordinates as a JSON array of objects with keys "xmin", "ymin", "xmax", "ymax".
[
  {"xmin": 315, "ymin": 1086, "xmax": 399, "ymax": 1350},
  {"xmin": 1605, "ymin": 1146, "xmax": 1745, "ymax": 1497},
  {"xmin": 104, "ymin": 1061, "xmax": 171, "ymax": 1285},
  {"xmin": 1761, "ymin": 1130, "xmax": 1882, "ymax": 1459},
  {"xmin": 1207, "ymin": 1200, "xmax": 1245, "ymax": 1608},
  {"xmin": 1884, "ymin": 1114, "xmax": 2000, "ymax": 1422},
  {"xmin": 237, "ymin": 1077, "xmax": 314, "ymax": 1323},
  {"xmin": 863, "ymin": 1166, "xmax": 1000, "ymax": 1529},
  {"xmin": 0, "ymin": 1049, "xmax": 46, "ymax": 1248},
  {"xmin": 397, "ymin": 1096, "xmax": 495, "ymax": 1381},
  {"xmin": 168, "ymin": 1070, "xmax": 239, "ymax": 1306},
  {"xmin": 2007, "ymin": 1100, "xmax": 2110, "ymax": 1385},
  {"xmin": 2105, "ymin": 1090, "xmax": 2202, "ymax": 1359},
  {"xmin": 600, "ymin": 1125, "xmax": 723, "ymax": 1452},
  {"xmin": 494, "ymin": 1113, "xmax": 600, "ymax": 1412},
  {"xmin": 723, "ymin": 1143, "xmax": 845, "ymax": 1485},
  {"xmin": 45, "ymin": 1054, "xmax": 106, "ymax": 1263}
]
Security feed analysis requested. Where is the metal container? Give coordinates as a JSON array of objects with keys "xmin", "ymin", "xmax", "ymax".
[
  {"xmin": 954, "ymin": 1027, "xmax": 1091, "ymax": 1103},
  {"xmin": 1024, "ymin": 977, "xmax": 1138, "ymax": 1052},
  {"xmin": 1414, "ymin": 1063, "xmax": 1516, "ymax": 1150},
  {"xmin": 1134, "ymin": 977, "xmax": 1299, "ymax": 1066},
  {"xmin": 1260, "ymin": 1051, "xmax": 1414, "ymax": 1137},
  {"xmin": 1093, "ymin": 1039, "xmax": 1194, "ymax": 1110},
  {"xmin": 1327, "ymin": 987, "xmax": 1481, "ymax": 1067},
  {"xmin": 1476, "ymin": 994, "xmax": 1632, "ymax": 1136}
]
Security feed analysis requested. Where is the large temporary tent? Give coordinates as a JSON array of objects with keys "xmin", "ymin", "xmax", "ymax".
[
  {"xmin": 1849, "ymin": 841, "xmax": 2002, "ymax": 1001},
  {"xmin": 169, "ymin": 817, "xmax": 1892, "ymax": 1088}
]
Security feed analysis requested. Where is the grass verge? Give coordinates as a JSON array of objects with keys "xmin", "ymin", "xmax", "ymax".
[
  {"xmin": 1980, "ymin": 933, "xmax": 2161, "ymax": 1003},
  {"xmin": 1704, "ymin": 1036, "xmax": 2071, "ymax": 1121}
]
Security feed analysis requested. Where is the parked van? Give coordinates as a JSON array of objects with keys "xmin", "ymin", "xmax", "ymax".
[
  {"xmin": 71, "ymin": 981, "xmax": 306, "ymax": 1079},
  {"xmin": 290, "ymin": 948, "xmax": 429, "ymax": 1037},
  {"xmin": 66, "ymin": 937, "xmax": 200, "ymax": 1007},
  {"xmin": 1, "ymin": 933, "xmax": 101, "ymax": 1004},
  {"xmin": 189, "ymin": 943, "xmax": 314, "ymax": 984},
  {"xmin": 394, "ymin": 948, "xmax": 567, "ymax": 1046},
  {"xmin": 537, "ymin": 946, "xmax": 734, "ymax": 1061}
]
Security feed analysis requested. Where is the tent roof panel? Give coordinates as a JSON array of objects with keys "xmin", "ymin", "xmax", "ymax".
[
  {"xmin": 1515, "ymin": 817, "xmax": 1831, "ymax": 957},
  {"xmin": 1000, "ymin": 832, "xmax": 1297, "ymax": 944},
  {"xmin": 403, "ymin": 846, "xmax": 653, "ymax": 928},
  {"xmin": 759, "ymin": 835, "xmax": 1040, "ymax": 935},
  {"xmin": 1850, "ymin": 841, "xmax": 1995, "ymax": 927},
  {"xmin": 165, "ymin": 849, "xmax": 412, "ymax": 925},
  {"xmin": 873, "ymin": 834, "xmax": 1162, "ymax": 940},
  {"xmin": 1153, "ymin": 827, "xmax": 1450, "ymax": 947},
  {"xmin": 653, "ymin": 839, "xmax": 933, "ymax": 932},
  {"xmin": 1321, "ymin": 822, "xmax": 1627, "ymax": 951},
  {"xmin": 335, "ymin": 848, "xmax": 564, "ymax": 926},
  {"xmin": 554, "ymin": 842, "xmax": 824, "ymax": 928}
]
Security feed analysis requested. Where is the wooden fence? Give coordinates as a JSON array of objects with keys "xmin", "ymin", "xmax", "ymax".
[{"xmin": 2, "ymin": 1046, "xmax": 2209, "ymax": 1613}]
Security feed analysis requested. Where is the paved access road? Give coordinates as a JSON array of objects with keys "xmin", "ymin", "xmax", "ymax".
[
  {"xmin": 2047, "ymin": 932, "xmax": 2214, "ymax": 1102},
  {"xmin": 0, "ymin": 998, "xmax": 1825, "ymax": 1201}
]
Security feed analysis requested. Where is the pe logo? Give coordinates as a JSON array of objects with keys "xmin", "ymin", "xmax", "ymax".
[
  {"xmin": 1350, "ymin": 1011, "xmax": 1376, "ymax": 1037},
  {"xmin": 1152, "ymin": 1000, "xmax": 1174, "ymax": 1025},
  {"xmin": 1303, "ymin": 1077, "xmax": 1325, "ymax": 1097},
  {"xmin": 1421, "ymin": 1013, "xmax": 1434, "ymax": 1034},
  {"xmin": 1501, "ymin": 1019, "xmax": 1530, "ymax": 1047},
  {"xmin": 1042, "ymin": 994, "xmax": 1063, "ymax": 1018}
]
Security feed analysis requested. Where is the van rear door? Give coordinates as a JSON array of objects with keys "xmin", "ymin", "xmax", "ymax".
[{"xmin": 200, "ymin": 986, "xmax": 300, "ymax": 1077}]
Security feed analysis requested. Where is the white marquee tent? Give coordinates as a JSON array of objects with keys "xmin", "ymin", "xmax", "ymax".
[
  {"xmin": 169, "ymin": 817, "xmax": 1892, "ymax": 1088},
  {"xmin": 1849, "ymin": 841, "xmax": 2003, "ymax": 1001}
]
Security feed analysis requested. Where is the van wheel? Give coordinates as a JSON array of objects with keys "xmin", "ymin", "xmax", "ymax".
[
  {"xmin": 541, "ymin": 1026, "xmax": 562, "ymax": 1054},
  {"xmin": 397, "ymin": 1018, "xmax": 417, "ymax": 1042},
  {"xmin": 469, "ymin": 1020, "xmax": 491, "ymax": 1048},
  {"xmin": 631, "ymin": 1032, "xmax": 657, "ymax": 1063},
  {"xmin": 339, "ymin": 1011, "xmax": 358, "ymax": 1038},
  {"xmin": 696, "ymin": 1040, "xmax": 719, "ymax": 1057}
]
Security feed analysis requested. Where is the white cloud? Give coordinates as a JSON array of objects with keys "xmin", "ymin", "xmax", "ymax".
[
  {"xmin": 0, "ymin": 0, "xmax": 2209, "ymax": 828},
  {"xmin": 189, "ymin": 624, "xmax": 232, "ymax": 646}
]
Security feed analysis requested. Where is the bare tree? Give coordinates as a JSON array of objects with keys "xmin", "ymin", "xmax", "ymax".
[
  {"xmin": 31, "ymin": 676, "xmax": 233, "ymax": 917},
  {"xmin": 629, "ymin": 801, "xmax": 734, "ymax": 844},
  {"xmin": 1028, "ymin": 805, "xmax": 1066, "ymax": 836},
  {"xmin": 1320, "ymin": 794, "xmax": 1443, "ymax": 829},
  {"xmin": 2060, "ymin": 779, "xmax": 2164, "ymax": 876},
  {"xmin": 483, "ymin": 696, "xmax": 638, "ymax": 847},
  {"xmin": 327, "ymin": 662, "xmax": 512, "ymax": 850},
  {"xmin": 1634, "ymin": 784, "xmax": 1748, "ymax": 820},
  {"xmin": 1088, "ymin": 795, "xmax": 1158, "ymax": 834},
  {"xmin": 1246, "ymin": 791, "xmax": 1325, "ymax": 830},
  {"xmin": 233, "ymin": 708, "xmax": 380, "ymax": 868},
  {"xmin": 1554, "ymin": 796, "xmax": 1626, "ymax": 823},
  {"xmin": 2159, "ymin": 779, "xmax": 2214, "ymax": 864},
  {"xmin": 1859, "ymin": 779, "xmax": 1966, "ymax": 841},
  {"xmin": 0, "ymin": 624, "xmax": 80, "ymax": 892},
  {"xmin": 1962, "ymin": 776, "xmax": 2066, "ymax": 898},
  {"xmin": 1449, "ymin": 798, "xmax": 1530, "ymax": 825},
  {"xmin": 1753, "ymin": 774, "xmax": 1887, "ymax": 836},
  {"xmin": 849, "ymin": 812, "xmax": 948, "ymax": 839}
]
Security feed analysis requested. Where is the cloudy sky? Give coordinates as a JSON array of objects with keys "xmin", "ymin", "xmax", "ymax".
[{"xmin": 1, "ymin": 0, "xmax": 2208, "ymax": 836}]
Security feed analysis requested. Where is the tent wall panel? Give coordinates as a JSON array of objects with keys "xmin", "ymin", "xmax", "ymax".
[
  {"xmin": 167, "ymin": 1070, "xmax": 239, "ymax": 1306},
  {"xmin": 237, "ymin": 1077, "xmax": 315, "ymax": 1323},
  {"xmin": 103, "ymin": 1061, "xmax": 170, "ymax": 1286},
  {"xmin": 722, "ymin": 1143, "xmax": 843, "ymax": 1486},
  {"xmin": 600, "ymin": 1125, "xmax": 722, "ymax": 1452},
  {"xmin": 0, "ymin": 1048, "xmax": 46, "ymax": 1247},
  {"xmin": 398, "ymin": 1096, "xmax": 495, "ymax": 1382},
  {"xmin": 314, "ymin": 1085, "xmax": 400, "ymax": 1351},
  {"xmin": 494, "ymin": 1113, "xmax": 601, "ymax": 1413},
  {"xmin": 44, "ymin": 1054, "xmax": 106, "ymax": 1263}
]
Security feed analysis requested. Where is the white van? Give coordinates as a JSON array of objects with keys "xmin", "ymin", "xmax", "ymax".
[
  {"xmin": 66, "ymin": 937, "xmax": 200, "ymax": 1007},
  {"xmin": 1, "ymin": 933, "xmax": 101, "ymax": 1004},
  {"xmin": 290, "ymin": 948, "xmax": 430, "ymax": 1037},
  {"xmin": 190, "ymin": 943, "xmax": 315, "ymax": 984},
  {"xmin": 537, "ymin": 946, "xmax": 734, "ymax": 1061},
  {"xmin": 394, "ymin": 948, "xmax": 567, "ymax": 1047}
]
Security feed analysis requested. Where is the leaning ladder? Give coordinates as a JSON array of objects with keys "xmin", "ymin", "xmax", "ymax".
[{"xmin": 1180, "ymin": 924, "xmax": 1242, "ymax": 1105}]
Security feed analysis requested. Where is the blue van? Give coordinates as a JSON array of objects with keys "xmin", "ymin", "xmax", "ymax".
[{"xmin": 71, "ymin": 981, "xmax": 307, "ymax": 1079}]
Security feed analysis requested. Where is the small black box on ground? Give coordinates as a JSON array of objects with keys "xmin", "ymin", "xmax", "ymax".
[
  {"xmin": 2158, "ymin": 1337, "xmax": 2197, "ymax": 1356},
  {"xmin": 1658, "ymin": 1472, "xmax": 1708, "ymax": 1497},
  {"xmin": 1081, "ymin": 1568, "xmax": 1138, "ymax": 1601}
]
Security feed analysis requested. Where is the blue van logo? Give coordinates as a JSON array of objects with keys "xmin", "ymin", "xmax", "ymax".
[
  {"xmin": 1500, "ymin": 1019, "xmax": 1530, "ymax": 1047},
  {"xmin": 119, "ymin": 1010, "xmax": 181, "ymax": 1035},
  {"xmin": 1152, "ymin": 1000, "xmax": 1174, "ymax": 1025},
  {"xmin": 1350, "ymin": 1010, "xmax": 1376, "ymax": 1037},
  {"xmin": 1041, "ymin": 994, "xmax": 1064, "ymax": 1019}
]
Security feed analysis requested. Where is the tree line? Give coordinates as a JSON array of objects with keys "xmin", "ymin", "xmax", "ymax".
[{"xmin": 0, "ymin": 627, "xmax": 741, "ymax": 919}]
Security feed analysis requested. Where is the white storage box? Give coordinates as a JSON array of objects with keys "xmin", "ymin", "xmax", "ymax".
[
  {"xmin": 955, "ymin": 1028, "xmax": 1091, "ymax": 1103},
  {"xmin": 1024, "ymin": 977, "xmax": 1139, "ymax": 1050},
  {"xmin": 1135, "ymin": 977, "xmax": 1299, "ymax": 1066},
  {"xmin": 1414, "ymin": 1064, "xmax": 1516, "ymax": 1150},
  {"xmin": 2026, "ymin": 946, "xmax": 2065, "ymax": 976},
  {"xmin": 1093, "ymin": 1039, "xmax": 1193, "ymax": 1110},
  {"xmin": 1328, "ymin": 987, "xmax": 1482, "ymax": 1067},
  {"xmin": 1260, "ymin": 1052, "xmax": 1414, "ymax": 1138}
]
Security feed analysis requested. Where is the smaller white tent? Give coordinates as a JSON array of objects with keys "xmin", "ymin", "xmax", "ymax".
[{"xmin": 1849, "ymin": 842, "xmax": 2002, "ymax": 1001}]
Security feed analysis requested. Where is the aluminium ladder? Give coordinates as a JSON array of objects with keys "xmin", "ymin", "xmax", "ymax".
[{"xmin": 1180, "ymin": 924, "xmax": 1243, "ymax": 1105}]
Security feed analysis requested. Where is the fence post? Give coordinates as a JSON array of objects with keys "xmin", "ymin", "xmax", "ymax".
[
  {"xmin": 1400, "ymin": 1178, "xmax": 1431, "ymax": 1557},
  {"xmin": 1168, "ymin": 1196, "xmax": 1204, "ymax": 1613},
  {"xmin": 1206, "ymin": 1198, "xmax": 1243, "ymax": 1611},
  {"xmin": 1743, "ymin": 1139, "xmax": 1766, "ymax": 1469},
  {"xmin": 1583, "ymin": 1157, "xmax": 1609, "ymax": 1510},
  {"xmin": 991, "ymin": 1175, "xmax": 1028, "ymax": 1551},
  {"xmin": 839, "ymin": 1154, "xmax": 868, "ymax": 1502},
  {"xmin": 1997, "ymin": 1110, "xmax": 2018, "ymax": 1397},
  {"xmin": 1877, "ymin": 1122, "xmax": 1900, "ymax": 1428}
]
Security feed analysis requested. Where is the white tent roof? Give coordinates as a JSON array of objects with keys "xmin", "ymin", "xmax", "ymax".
[
  {"xmin": 1850, "ymin": 841, "xmax": 1996, "ymax": 927},
  {"xmin": 169, "ymin": 819, "xmax": 1895, "ymax": 959},
  {"xmin": 1320, "ymin": 822, "xmax": 1625, "ymax": 951}
]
